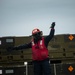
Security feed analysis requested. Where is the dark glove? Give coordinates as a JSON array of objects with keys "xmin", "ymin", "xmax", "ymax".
[{"xmin": 50, "ymin": 22, "xmax": 55, "ymax": 28}]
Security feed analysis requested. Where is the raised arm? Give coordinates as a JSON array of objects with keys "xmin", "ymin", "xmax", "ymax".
[{"xmin": 44, "ymin": 22, "xmax": 55, "ymax": 47}]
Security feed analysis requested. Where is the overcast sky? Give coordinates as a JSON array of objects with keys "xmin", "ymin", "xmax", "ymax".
[{"xmin": 0, "ymin": 0, "xmax": 75, "ymax": 37}]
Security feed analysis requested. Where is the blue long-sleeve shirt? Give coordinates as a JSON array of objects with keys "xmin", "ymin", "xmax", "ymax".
[{"xmin": 13, "ymin": 28, "xmax": 55, "ymax": 50}]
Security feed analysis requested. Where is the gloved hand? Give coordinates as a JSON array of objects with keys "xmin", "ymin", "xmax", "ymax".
[{"xmin": 50, "ymin": 22, "xmax": 55, "ymax": 28}]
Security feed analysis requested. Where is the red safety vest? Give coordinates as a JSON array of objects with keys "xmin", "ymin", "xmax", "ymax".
[{"xmin": 31, "ymin": 37, "xmax": 49, "ymax": 61}]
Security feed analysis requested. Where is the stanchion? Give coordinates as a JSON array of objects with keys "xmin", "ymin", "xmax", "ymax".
[
  {"xmin": 54, "ymin": 64, "xmax": 56, "ymax": 75},
  {"xmin": 24, "ymin": 62, "xmax": 28, "ymax": 75}
]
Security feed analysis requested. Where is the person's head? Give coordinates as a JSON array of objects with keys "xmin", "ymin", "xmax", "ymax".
[{"xmin": 32, "ymin": 28, "xmax": 42, "ymax": 41}]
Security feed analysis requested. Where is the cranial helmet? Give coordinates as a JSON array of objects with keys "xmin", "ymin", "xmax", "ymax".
[{"xmin": 32, "ymin": 28, "xmax": 41, "ymax": 35}]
